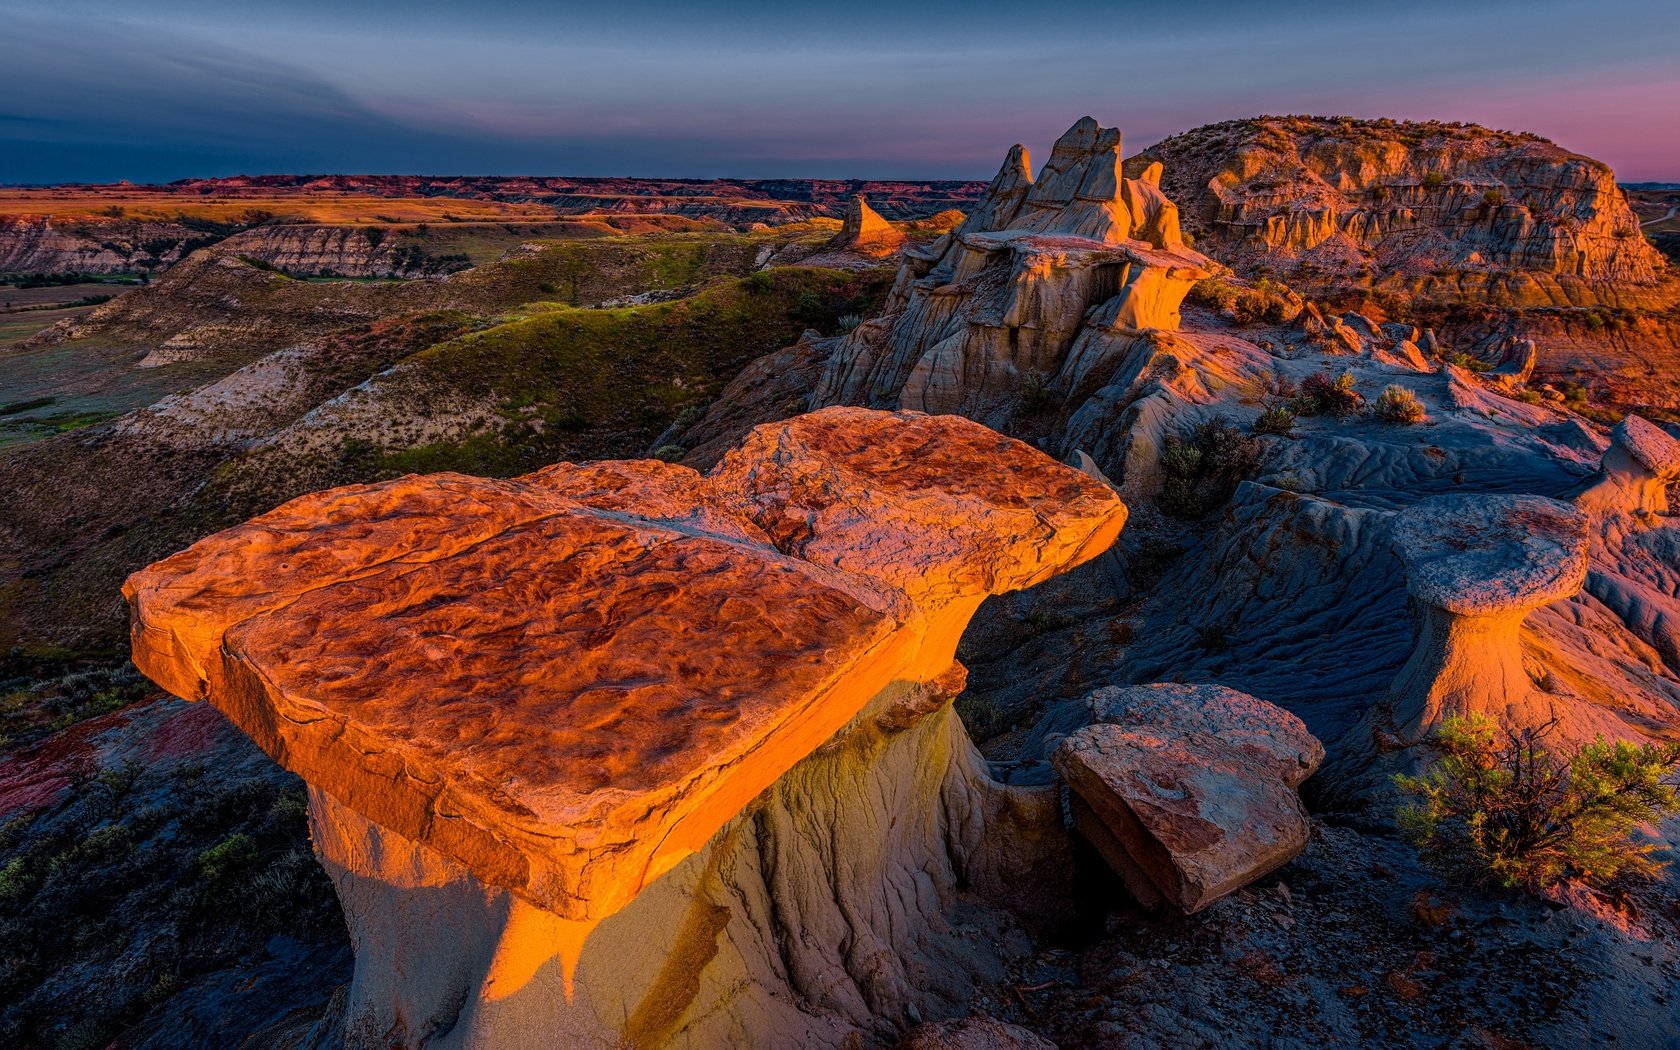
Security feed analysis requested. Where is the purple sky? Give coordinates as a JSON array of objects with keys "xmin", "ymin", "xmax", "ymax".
[{"xmin": 2, "ymin": 0, "xmax": 1676, "ymax": 183}]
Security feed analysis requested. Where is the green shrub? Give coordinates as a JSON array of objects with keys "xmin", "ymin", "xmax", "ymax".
[
  {"xmin": 1159, "ymin": 417, "xmax": 1263, "ymax": 519},
  {"xmin": 1253, "ymin": 405, "xmax": 1297, "ymax": 435},
  {"xmin": 1397, "ymin": 714, "xmax": 1680, "ymax": 891},
  {"xmin": 1481, "ymin": 188, "xmax": 1506, "ymax": 209},
  {"xmin": 1295, "ymin": 370, "xmax": 1365, "ymax": 417},
  {"xmin": 198, "ymin": 832, "xmax": 258, "ymax": 885},
  {"xmin": 1374, "ymin": 384, "xmax": 1428, "ymax": 424},
  {"xmin": 1557, "ymin": 381, "xmax": 1590, "ymax": 405},
  {"xmin": 836, "ymin": 312, "xmax": 863, "ymax": 334},
  {"xmin": 1422, "ymin": 172, "xmax": 1446, "ymax": 190},
  {"xmin": 1018, "ymin": 369, "xmax": 1055, "ymax": 414}
]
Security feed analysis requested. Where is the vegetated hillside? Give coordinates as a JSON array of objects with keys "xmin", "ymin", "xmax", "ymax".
[
  {"xmin": 0, "ymin": 234, "xmax": 891, "ymax": 657},
  {"xmin": 1130, "ymin": 116, "xmax": 1672, "ymax": 310}
]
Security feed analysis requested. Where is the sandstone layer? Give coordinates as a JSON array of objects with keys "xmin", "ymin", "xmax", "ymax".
[
  {"xmin": 1131, "ymin": 116, "xmax": 1672, "ymax": 309},
  {"xmin": 125, "ymin": 406, "xmax": 1126, "ymax": 1047}
]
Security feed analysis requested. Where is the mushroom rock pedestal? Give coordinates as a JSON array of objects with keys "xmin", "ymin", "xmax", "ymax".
[
  {"xmin": 1049, "ymin": 684, "xmax": 1322, "ymax": 914},
  {"xmin": 123, "ymin": 407, "xmax": 1127, "ymax": 1049},
  {"xmin": 1321, "ymin": 494, "xmax": 1597, "ymax": 808},
  {"xmin": 1378, "ymin": 494, "xmax": 1590, "ymax": 742},
  {"xmin": 1577, "ymin": 414, "xmax": 1680, "ymax": 517}
]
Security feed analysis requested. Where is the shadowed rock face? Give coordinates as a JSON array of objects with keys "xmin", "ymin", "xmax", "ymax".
[
  {"xmin": 124, "ymin": 406, "xmax": 1126, "ymax": 1047},
  {"xmin": 812, "ymin": 117, "xmax": 1215, "ymax": 427}
]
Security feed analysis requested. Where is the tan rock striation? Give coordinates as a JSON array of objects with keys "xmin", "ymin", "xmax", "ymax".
[
  {"xmin": 1132, "ymin": 116, "xmax": 1672, "ymax": 309},
  {"xmin": 124, "ymin": 406, "xmax": 1126, "ymax": 1047},
  {"xmin": 1052, "ymin": 684, "xmax": 1320, "ymax": 914},
  {"xmin": 812, "ymin": 117, "xmax": 1216, "ymax": 427}
]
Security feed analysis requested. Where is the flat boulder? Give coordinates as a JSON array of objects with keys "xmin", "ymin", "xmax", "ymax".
[
  {"xmin": 1055, "ymin": 723, "xmax": 1311, "ymax": 914},
  {"xmin": 1052, "ymin": 682, "xmax": 1320, "ymax": 914},
  {"xmin": 1084, "ymin": 683, "xmax": 1323, "ymax": 787}
]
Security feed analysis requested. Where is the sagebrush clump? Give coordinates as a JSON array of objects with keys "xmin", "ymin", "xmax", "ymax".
[
  {"xmin": 1159, "ymin": 417, "xmax": 1263, "ymax": 519},
  {"xmin": 1374, "ymin": 384, "xmax": 1427, "ymax": 424},
  {"xmin": 1294, "ymin": 370, "xmax": 1364, "ymax": 417},
  {"xmin": 1397, "ymin": 714, "xmax": 1680, "ymax": 891}
]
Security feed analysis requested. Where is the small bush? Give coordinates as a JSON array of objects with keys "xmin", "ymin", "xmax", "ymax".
[
  {"xmin": 836, "ymin": 312, "xmax": 863, "ymax": 334},
  {"xmin": 1159, "ymin": 417, "xmax": 1263, "ymax": 519},
  {"xmin": 198, "ymin": 833, "xmax": 259, "ymax": 885},
  {"xmin": 1018, "ymin": 369, "xmax": 1055, "ymax": 414},
  {"xmin": 1253, "ymin": 405, "xmax": 1297, "ymax": 435},
  {"xmin": 1481, "ymin": 188, "xmax": 1506, "ymax": 209},
  {"xmin": 1295, "ymin": 370, "xmax": 1364, "ymax": 417},
  {"xmin": 1374, "ymin": 385, "xmax": 1428, "ymax": 424},
  {"xmin": 1422, "ymin": 172, "xmax": 1446, "ymax": 190},
  {"xmin": 1397, "ymin": 714, "xmax": 1680, "ymax": 891},
  {"xmin": 1557, "ymin": 381, "xmax": 1590, "ymax": 405},
  {"xmin": 1189, "ymin": 277, "xmax": 1296, "ymax": 324}
]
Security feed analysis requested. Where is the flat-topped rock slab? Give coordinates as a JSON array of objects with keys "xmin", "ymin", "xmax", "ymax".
[
  {"xmin": 125, "ymin": 407, "xmax": 1126, "ymax": 923},
  {"xmin": 1390, "ymin": 494, "xmax": 1589, "ymax": 615},
  {"xmin": 1084, "ymin": 683, "xmax": 1323, "ymax": 788}
]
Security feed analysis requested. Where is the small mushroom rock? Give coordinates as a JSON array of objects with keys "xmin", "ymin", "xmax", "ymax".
[
  {"xmin": 1051, "ymin": 683, "xmax": 1320, "ymax": 914},
  {"xmin": 1577, "ymin": 414, "xmax": 1680, "ymax": 516},
  {"xmin": 1379, "ymin": 494, "xmax": 1589, "ymax": 743},
  {"xmin": 123, "ymin": 406, "xmax": 1126, "ymax": 1049},
  {"xmin": 830, "ymin": 194, "xmax": 905, "ymax": 254}
]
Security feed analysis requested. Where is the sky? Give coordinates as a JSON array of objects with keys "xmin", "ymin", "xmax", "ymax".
[{"xmin": 2, "ymin": 0, "xmax": 1677, "ymax": 184}]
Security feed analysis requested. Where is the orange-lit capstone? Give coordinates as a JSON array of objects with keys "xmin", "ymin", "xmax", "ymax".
[{"xmin": 123, "ymin": 407, "xmax": 1126, "ymax": 923}]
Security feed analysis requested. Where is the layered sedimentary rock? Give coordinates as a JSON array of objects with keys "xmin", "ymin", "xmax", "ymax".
[
  {"xmin": 0, "ymin": 216, "xmax": 204, "ymax": 273},
  {"xmin": 1050, "ymin": 684, "xmax": 1320, "ymax": 914},
  {"xmin": 813, "ymin": 117, "xmax": 1216, "ymax": 428},
  {"xmin": 124, "ymin": 407, "xmax": 1126, "ymax": 1048},
  {"xmin": 1131, "ymin": 116, "xmax": 1671, "ymax": 308}
]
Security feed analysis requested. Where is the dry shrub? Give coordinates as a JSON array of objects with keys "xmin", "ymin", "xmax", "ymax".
[
  {"xmin": 1374, "ymin": 384, "xmax": 1427, "ymax": 424},
  {"xmin": 1397, "ymin": 714, "xmax": 1680, "ymax": 892}
]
